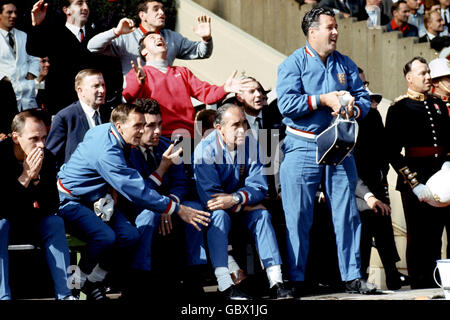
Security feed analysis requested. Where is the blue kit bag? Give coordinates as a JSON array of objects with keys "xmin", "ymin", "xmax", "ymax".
[{"xmin": 316, "ymin": 107, "xmax": 358, "ymax": 165}]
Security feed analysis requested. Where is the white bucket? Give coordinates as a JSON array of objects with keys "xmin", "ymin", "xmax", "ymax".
[{"xmin": 434, "ymin": 259, "xmax": 450, "ymax": 300}]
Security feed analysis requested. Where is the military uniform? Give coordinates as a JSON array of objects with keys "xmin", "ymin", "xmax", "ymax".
[{"xmin": 385, "ymin": 89, "xmax": 450, "ymax": 289}]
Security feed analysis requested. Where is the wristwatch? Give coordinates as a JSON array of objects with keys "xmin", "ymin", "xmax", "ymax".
[{"xmin": 232, "ymin": 192, "xmax": 243, "ymax": 205}]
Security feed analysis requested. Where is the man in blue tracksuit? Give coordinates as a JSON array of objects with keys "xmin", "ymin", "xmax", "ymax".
[
  {"xmin": 57, "ymin": 103, "xmax": 210, "ymax": 300},
  {"xmin": 126, "ymin": 98, "xmax": 207, "ymax": 297},
  {"xmin": 193, "ymin": 104, "xmax": 293, "ymax": 300},
  {"xmin": 276, "ymin": 7, "xmax": 374, "ymax": 295}
]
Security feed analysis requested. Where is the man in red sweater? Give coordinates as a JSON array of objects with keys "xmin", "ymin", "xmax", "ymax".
[{"xmin": 122, "ymin": 32, "xmax": 251, "ymax": 141}]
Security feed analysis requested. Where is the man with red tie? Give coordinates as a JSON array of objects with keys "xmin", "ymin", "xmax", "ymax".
[{"xmin": 26, "ymin": 0, "xmax": 118, "ymax": 115}]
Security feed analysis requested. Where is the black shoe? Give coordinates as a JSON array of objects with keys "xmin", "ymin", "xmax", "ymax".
[
  {"xmin": 345, "ymin": 278, "xmax": 377, "ymax": 294},
  {"xmin": 221, "ymin": 285, "xmax": 253, "ymax": 300},
  {"xmin": 82, "ymin": 280, "xmax": 110, "ymax": 301},
  {"xmin": 386, "ymin": 272, "xmax": 410, "ymax": 290},
  {"xmin": 269, "ymin": 282, "xmax": 294, "ymax": 300}
]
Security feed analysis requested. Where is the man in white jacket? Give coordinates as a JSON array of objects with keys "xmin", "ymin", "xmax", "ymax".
[{"xmin": 0, "ymin": 1, "xmax": 40, "ymax": 111}]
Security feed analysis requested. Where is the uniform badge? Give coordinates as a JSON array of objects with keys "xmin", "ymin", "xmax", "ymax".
[
  {"xmin": 434, "ymin": 103, "xmax": 442, "ymax": 115},
  {"xmin": 337, "ymin": 73, "xmax": 346, "ymax": 85}
]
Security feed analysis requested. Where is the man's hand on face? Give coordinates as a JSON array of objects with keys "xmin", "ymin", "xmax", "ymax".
[{"xmin": 19, "ymin": 146, "xmax": 44, "ymax": 187}]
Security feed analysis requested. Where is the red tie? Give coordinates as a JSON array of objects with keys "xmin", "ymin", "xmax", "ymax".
[{"xmin": 79, "ymin": 29, "xmax": 84, "ymax": 42}]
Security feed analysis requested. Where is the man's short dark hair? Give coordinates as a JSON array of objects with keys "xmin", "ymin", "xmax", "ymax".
[
  {"xmin": 0, "ymin": 0, "xmax": 16, "ymax": 13},
  {"xmin": 110, "ymin": 103, "xmax": 146, "ymax": 123},
  {"xmin": 301, "ymin": 7, "xmax": 335, "ymax": 37},
  {"xmin": 403, "ymin": 56, "xmax": 428, "ymax": 77},
  {"xmin": 214, "ymin": 103, "xmax": 242, "ymax": 127},
  {"xmin": 391, "ymin": 0, "xmax": 407, "ymax": 15},
  {"xmin": 11, "ymin": 109, "xmax": 46, "ymax": 134},
  {"xmin": 134, "ymin": 98, "xmax": 160, "ymax": 115},
  {"xmin": 137, "ymin": 0, "xmax": 162, "ymax": 16},
  {"xmin": 138, "ymin": 31, "xmax": 158, "ymax": 61}
]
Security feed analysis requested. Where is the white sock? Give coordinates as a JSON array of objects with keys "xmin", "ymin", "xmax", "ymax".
[
  {"xmin": 87, "ymin": 264, "xmax": 108, "ymax": 283},
  {"xmin": 266, "ymin": 264, "xmax": 283, "ymax": 288},
  {"xmin": 215, "ymin": 267, "xmax": 235, "ymax": 292},
  {"xmin": 228, "ymin": 255, "xmax": 240, "ymax": 274}
]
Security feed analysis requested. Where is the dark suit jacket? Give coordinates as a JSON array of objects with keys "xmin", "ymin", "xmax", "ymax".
[
  {"xmin": 26, "ymin": 21, "xmax": 122, "ymax": 116},
  {"xmin": 260, "ymin": 102, "xmax": 286, "ymax": 201},
  {"xmin": 45, "ymin": 101, "xmax": 110, "ymax": 169},
  {"xmin": 0, "ymin": 138, "xmax": 59, "ymax": 222},
  {"xmin": 353, "ymin": 108, "xmax": 390, "ymax": 211},
  {"xmin": 318, "ymin": 0, "xmax": 365, "ymax": 17},
  {"xmin": 355, "ymin": 6, "xmax": 390, "ymax": 25},
  {"xmin": 418, "ymin": 34, "xmax": 430, "ymax": 43},
  {"xmin": 0, "ymin": 79, "xmax": 18, "ymax": 135}
]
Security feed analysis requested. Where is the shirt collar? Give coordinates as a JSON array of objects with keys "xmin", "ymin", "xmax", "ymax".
[
  {"xmin": 0, "ymin": 28, "xmax": 13, "ymax": 37},
  {"xmin": 139, "ymin": 24, "xmax": 160, "ymax": 35},
  {"xmin": 390, "ymin": 19, "xmax": 410, "ymax": 33},
  {"xmin": 65, "ymin": 22, "xmax": 85, "ymax": 39},
  {"xmin": 407, "ymin": 88, "xmax": 427, "ymax": 101},
  {"xmin": 244, "ymin": 110, "xmax": 262, "ymax": 127},
  {"xmin": 79, "ymin": 100, "xmax": 98, "ymax": 118}
]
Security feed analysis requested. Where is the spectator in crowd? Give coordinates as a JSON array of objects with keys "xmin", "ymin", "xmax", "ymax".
[
  {"xmin": 0, "ymin": 0, "xmax": 40, "ymax": 111},
  {"xmin": 356, "ymin": 0, "xmax": 391, "ymax": 27},
  {"xmin": 122, "ymin": 32, "xmax": 251, "ymax": 144},
  {"xmin": 419, "ymin": 9, "xmax": 447, "ymax": 42},
  {"xmin": 385, "ymin": 56, "xmax": 450, "ymax": 289},
  {"xmin": 193, "ymin": 104, "xmax": 293, "ymax": 300},
  {"xmin": 35, "ymin": 56, "xmax": 50, "ymax": 110},
  {"xmin": 27, "ymin": 0, "xmax": 118, "ymax": 115},
  {"xmin": 424, "ymin": 0, "xmax": 441, "ymax": 13},
  {"xmin": 45, "ymin": 69, "xmax": 109, "ymax": 169},
  {"xmin": 318, "ymin": 0, "xmax": 365, "ymax": 18},
  {"xmin": 0, "ymin": 110, "xmax": 75, "ymax": 300},
  {"xmin": 441, "ymin": 0, "xmax": 450, "ymax": 31},
  {"xmin": 406, "ymin": 0, "xmax": 426, "ymax": 36},
  {"xmin": 354, "ymin": 68, "xmax": 410, "ymax": 290},
  {"xmin": 385, "ymin": 0, "xmax": 419, "ymax": 37},
  {"xmin": 124, "ymin": 98, "xmax": 208, "ymax": 299},
  {"xmin": 57, "ymin": 103, "xmax": 210, "ymax": 300},
  {"xmin": 276, "ymin": 7, "xmax": 375, "ymax": 296},
  {"xmin": 88, "ymin": 0, "xmax": 213, "ymax": 79}
]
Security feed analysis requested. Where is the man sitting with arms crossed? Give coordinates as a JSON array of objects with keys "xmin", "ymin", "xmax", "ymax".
[{"xmin": 192, "ymin": 104, "xmax": 293, "ymax": 301}]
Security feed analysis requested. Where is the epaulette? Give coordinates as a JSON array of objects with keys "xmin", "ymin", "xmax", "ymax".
[{"xmin": 390, "ymin": 95, "xmax": 407, "ymax": 106}]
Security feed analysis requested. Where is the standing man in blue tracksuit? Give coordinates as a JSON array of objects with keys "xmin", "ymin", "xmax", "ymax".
[
  {"xmin": 125, "ymin": 98, "xmax": 207, "ymax": 297},
  {"xmin": 57, "ymin": 103, "xmax": 210, "ymax": 300},
  {"xmin": 276, "ymin": 7, "xmax": 374, "ymax": 295},
  {"xmin": 193, "ymin": 104, "xmax": 293, "ymax": 301}
]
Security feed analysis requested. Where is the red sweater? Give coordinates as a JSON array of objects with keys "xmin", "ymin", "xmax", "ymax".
[{"xmin": 123, "ymin": 65, "xmax": 227, "ymax": 137}]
